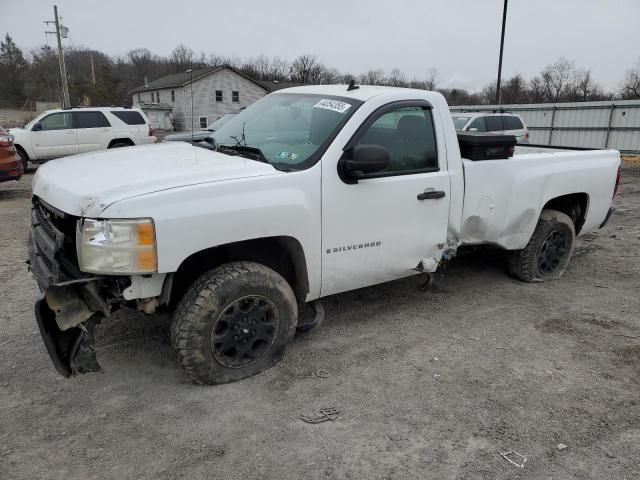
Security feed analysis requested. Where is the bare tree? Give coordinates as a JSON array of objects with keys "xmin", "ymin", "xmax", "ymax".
[
  {"xmin": 170, "ymin": 44, "xmax": 194, "ymax": 72},
  {"xmin": 570, "ymin": 69, "xmax": 603, "ymax": 101},
  {"xmin": 541, "ymin": 57, "xmax": 576, "ymax": 102},
  {"xmin": 290, "ymin": 54, "xmax": 323, "ymax": 83},
  {"xmin": 528, "ymin": 76, "xmax": 546, "ymax": 103},
  {"xmin": 621, "ymin": 58, "xmax": 640, "ymax": 99},
  {"xmin": 386, "ymin": 68, "xmax": 407, "ymax": 87},
  {"xmin": 359, "ymin": 68, "xmax": 385, "ymax": 85},
  {"xmin": 424, "ymin": 68, "xmax": 438, "ymax": 90}
]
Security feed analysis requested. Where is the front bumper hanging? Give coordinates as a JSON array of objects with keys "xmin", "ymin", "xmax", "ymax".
[{"xmin": 35, "ymin": 296, "xmax": 102, "ymax": 377}]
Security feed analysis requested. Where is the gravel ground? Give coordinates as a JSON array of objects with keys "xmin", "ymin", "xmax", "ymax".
[{"xmin": 1, "ymin": 163, "xmax": 639, "ymax": 480}]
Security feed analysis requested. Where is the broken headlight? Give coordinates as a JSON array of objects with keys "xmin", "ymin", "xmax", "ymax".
[{"xmin": 77, "ymin": 218, "xmax": 157, "ymax": 274}]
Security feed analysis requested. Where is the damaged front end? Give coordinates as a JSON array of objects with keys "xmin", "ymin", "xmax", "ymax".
[{"xmin": 28, "ymin": 198, "xmax": 127, "ymax": 377}]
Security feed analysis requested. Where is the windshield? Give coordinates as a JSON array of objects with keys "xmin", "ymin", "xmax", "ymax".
[
  {"xmin": 207, "ymin": 114, "xmax": 235, "ymax": 131},
  {"xmin": 212, "ymin": 93, "xmax": 361, "ymax": 170},
  {"xmin": 452, "ymin": 116, "xmax": 471, "ymax": 131}
]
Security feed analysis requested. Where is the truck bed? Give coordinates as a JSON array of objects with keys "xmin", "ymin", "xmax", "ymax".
[{"xmin": 459, "ymin": 147, "xmax": 620, "ymax": 249}]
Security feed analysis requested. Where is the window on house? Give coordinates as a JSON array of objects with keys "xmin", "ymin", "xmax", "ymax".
[
  {"xmin": 199, "ymin": 116, "xmax": 208, "ymax": 129},
  {"xmin": 137, "ymin": 94, "xmax": 141, "ymax": 103},
  {"xmin": 156, "ymin": 92, "xmax": 161, "ymax": 103},
  {"xmin": 215, "ymin": 90, "xmax": 223, "ymax": 102},
  {"xmin": 232, "ymin": 91, "xmax": 239, "ymax": 103},
  {"xmin": 171, "ymin": 90, "xmax": 175, "ymax": 102}
]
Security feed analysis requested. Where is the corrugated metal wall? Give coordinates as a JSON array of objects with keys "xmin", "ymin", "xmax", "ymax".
[{"xmin": 450, "ymin": 100, "xmax": 640, "ymax": 152}]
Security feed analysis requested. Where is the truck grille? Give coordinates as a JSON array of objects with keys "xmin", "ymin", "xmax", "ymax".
[{"xmin": 29, "ymin": 197, "xmax": 83, "ymax": 290}]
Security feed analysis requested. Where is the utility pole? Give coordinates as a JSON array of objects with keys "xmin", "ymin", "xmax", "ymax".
[
  {"xmin": 90, "ymin": 53, "xmax": 96, "ymax": 85},
  {"xmin": 45, "ymin": 5, "xmax": 70, "ymax": 108},
  {"xmin": 495, "ymin": 0, "xmax": 508, "ymax": 105}
]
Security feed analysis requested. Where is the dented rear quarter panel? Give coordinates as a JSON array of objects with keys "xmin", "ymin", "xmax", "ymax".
[{"xmin": 460, "ymin": 149, "xmax": 620, "ymax": 249}]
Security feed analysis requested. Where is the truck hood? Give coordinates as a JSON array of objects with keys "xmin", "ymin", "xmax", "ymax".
[
  {"xmin": 163, "ymin": 130, "xmax": 214, "ymax": 142},
  {"xmin": 32, "ymin": 142, "xmax": 280, "ymax": 217}
]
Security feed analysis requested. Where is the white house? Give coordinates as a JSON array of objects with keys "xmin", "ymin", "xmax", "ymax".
[{"xmin": 131, "ymin": 65, "xmax": 297, "ymax": 131}]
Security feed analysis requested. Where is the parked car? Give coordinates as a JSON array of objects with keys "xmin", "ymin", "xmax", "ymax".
[
  {"xmin": 452, "ymin": 112, "xmax": 529, "ymax": 143},
  {"xmin": 0, "ymin": 126, "xmax": 23, "ymax": 183},
  {"xmin": 163, "ymin": 113, "xmax": 236, "ymax": 144},
  {"xmin": 9, "ymin": 107, "xmax": 157, "ymax": 165},
  {"xmin": 28, "ymin": 85, "xmax": 620, "ymax": 384}
]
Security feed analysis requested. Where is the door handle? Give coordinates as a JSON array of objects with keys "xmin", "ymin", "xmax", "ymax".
[{"xmin": 417, "ymin": 190, "xmax": 446, "ymax": 200}]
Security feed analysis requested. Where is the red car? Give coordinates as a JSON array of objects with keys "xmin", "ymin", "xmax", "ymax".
[{"xmin": 0, "ymin": 126, "xmax": 23, "ymax": 183}]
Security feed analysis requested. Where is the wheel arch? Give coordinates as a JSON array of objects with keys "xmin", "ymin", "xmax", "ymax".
[
  {"xmin": 14, "ymin": 144, "xmax": 29, "ymax": 159},
  {"xmin": 107, "ymin": 138, "xmax": 134, "ymax": 148},
  {"xmin": 542, "ymin": 192, "xmax": 589, "ymax": 234},
  {"xmin": 169, "ymin": 236, "xmax": 310, "ymax": 307}
]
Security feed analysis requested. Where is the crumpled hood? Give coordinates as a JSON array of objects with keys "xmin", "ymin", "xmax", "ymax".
[{"xmin": 32, "ymin": 142, "xmax": 279, "ymax": 217}]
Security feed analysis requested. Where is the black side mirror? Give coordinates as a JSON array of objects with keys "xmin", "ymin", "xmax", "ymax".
[
  {"xmin": 31, "ymin": 123, "xmax": 43, "ymax": 131},
  {"xmin": 340, "ymin": 144, "xmax": 390, "ymax": 183}
]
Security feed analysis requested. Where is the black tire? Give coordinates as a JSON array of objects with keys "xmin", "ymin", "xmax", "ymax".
[
  {"xmin": 108, "ymin": 141, "xmax": 132, "ymax": 148},
  {"xmin": 508, "ymin": 209, "xmax": 576, "ymax": 282},
  {"xmin": 15, "ymin": 146, "xmax": 28, "ymax": 171},
  {"xmin": 170, "ymin": 261, "xmax": 297, "ymax": 385}
]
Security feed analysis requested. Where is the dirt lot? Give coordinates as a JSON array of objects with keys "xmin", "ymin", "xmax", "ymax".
[{"xmin": 1, "ymin": 163, "xmax": 639, "ymax": 480}]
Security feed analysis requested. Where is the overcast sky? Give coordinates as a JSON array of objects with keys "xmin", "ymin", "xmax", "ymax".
[{"xmin": 2, "ymin": 0, "xmax": 639, "ymax": 91}]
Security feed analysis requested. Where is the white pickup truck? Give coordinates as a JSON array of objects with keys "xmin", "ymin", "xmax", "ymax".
[{"xmin": 28, "ymin": 85, "xmax": 621, "ymax": 385}]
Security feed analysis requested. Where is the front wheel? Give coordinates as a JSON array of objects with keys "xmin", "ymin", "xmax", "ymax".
[
  {"xmin": 508, "ymin": 209, "xmax": 576, "ymax": 282},
  {"xmin": 170, "ymin": 261, "xmax": 297, "ymax": 385}
]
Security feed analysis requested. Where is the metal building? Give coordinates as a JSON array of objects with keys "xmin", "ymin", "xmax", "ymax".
[{"xmin": 450, "ymin": 100, "xmax": 640, "ymax": 153}]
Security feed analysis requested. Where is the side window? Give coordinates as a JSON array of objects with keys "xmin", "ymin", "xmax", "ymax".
[
  {"xmin": 110, "ymin": 111, "xmax": 146, "ymax": 125},
  {"xmin": 354, "ymin": 105, "xmax": 438, "ymax": 174},
  {"xmin": 485, "ymin": 116, "xmax": 504, "ymax": 132},
  {"xmin": 504, "ymin": 116, "xmax": 524, "ymax": 130},
  {"xmin": 75, "ymin": 111, "xmax": 111, "ymax": 128},
  {"xmin": 37, "ymin": 112, "xmax": 73, "ymax": 131},
  {"xmin": 467, "ymin": 116, "xmax": 486, "ymax": 132}
]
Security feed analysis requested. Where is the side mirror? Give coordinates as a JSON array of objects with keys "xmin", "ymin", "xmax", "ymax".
[
  {"xmin": 340, "ymin": 144, "xmax": 390, "ymax": 182},
  {"xmin": 468, "ymin": 127, "xmax": 479, "ymax": 132},
  {"xmin": 31, "ymin": 123, "xmax": 43, "ymax": 131}
]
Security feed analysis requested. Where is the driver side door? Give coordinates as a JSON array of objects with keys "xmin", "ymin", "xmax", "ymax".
[
  {"xmin": 321, "ymin": 101, "xmax": 451, "ymax": 296},
  {"xmin": 31, "ymin": 112, "xmax": 79, "ymax": 159}
]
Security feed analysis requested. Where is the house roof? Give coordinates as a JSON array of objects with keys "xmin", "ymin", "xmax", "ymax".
[
  {"xmin": 130, "ymin": 65, "xmax": 271, "ymax": 93},
  {"xmin": 259, "ymin": 80, "xmax": 305, "ymax": 92}
]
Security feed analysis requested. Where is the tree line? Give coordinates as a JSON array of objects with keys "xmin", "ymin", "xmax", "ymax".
[{"xmin": 1, "ymin": 34, "xmax": 639, "ymax": 109}]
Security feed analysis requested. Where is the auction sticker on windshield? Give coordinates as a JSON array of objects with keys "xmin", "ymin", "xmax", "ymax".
[{"xmin": 313, "ymin": 99, "xmax": 351, "ymax": 114}]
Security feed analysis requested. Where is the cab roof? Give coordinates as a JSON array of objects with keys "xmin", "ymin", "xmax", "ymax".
[{"xmin": 273, "ymin": 84, "xmax": 437, "ymax": 102}]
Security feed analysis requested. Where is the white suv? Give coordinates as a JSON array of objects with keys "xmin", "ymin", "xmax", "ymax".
[
  {"xmin": 451, "ymin": 112, "xmax": 529, "ymax": 143},
  {"xmin": 10, "ymin": 107, "xmax": 157, "ymax": 165}
]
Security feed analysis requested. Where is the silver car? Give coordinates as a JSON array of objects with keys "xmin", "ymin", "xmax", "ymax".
[{"xmin": 452, "ymin": 112, "xmax": 529, "ymax": 143}]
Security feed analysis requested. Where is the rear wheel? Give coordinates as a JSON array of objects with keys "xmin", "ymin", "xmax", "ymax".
[
  {"xmin": 508, "ymin": 209, "xmax": 575, "ymax": 282},
  {"xmin": 170, "ymin": 261, "xmax": 297, "ymax": 385}
]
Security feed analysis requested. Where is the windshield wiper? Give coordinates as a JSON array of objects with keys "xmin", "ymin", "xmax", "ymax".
[{"xmin": 218, "ymin": 144, "xmax": 269, "ymax": 163}]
